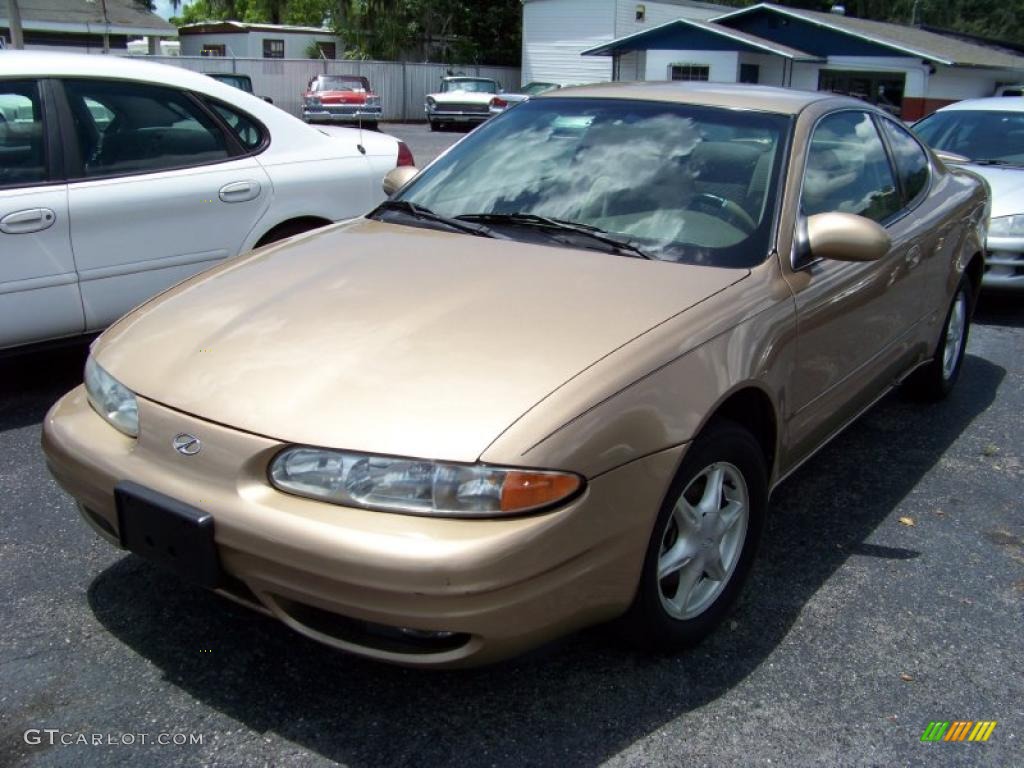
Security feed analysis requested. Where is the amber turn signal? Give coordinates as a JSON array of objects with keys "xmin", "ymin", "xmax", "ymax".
[{"xmin": 500, "ymin": 471, "xmax": 582, "ymax": 513}]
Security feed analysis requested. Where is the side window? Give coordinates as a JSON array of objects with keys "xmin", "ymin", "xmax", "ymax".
[
  {"xmin": 0, "ymin": 80, "xmax": 47, "ymax": 187},
  {"xmin": 263, "ymin": 39, "xmax": 285, "ymax": 59},
  {"xmin": 881, "ymin": 119, "xmax": 929, "ymax": 206},
  {"xmin": 207, "ymin": 100, "xmax": 263, "ymax": 151},
  {"xmin": 801, "ymin": 111, "xmax": 901, "ymax": 224},
  {"xmin": 62, "ymin": 79, "xmax": 231, "ymax": 179}
]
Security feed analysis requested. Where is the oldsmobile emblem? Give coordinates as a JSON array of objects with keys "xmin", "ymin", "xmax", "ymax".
[{"xmin": 172, "ymin": 433, "xmax": 202, "ymax": 456}]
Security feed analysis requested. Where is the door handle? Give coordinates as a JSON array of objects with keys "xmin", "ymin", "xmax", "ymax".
[
  {"xmin": 218, "ymin": 181, "xmax": 261, "ymax": 203},
  {"xmin": 0, "ymin": 208, "xmax": 56, "ymax": 234},
  {"xmin": 906, "ymin": 245, "xmax": 922, "ymax": 270}
]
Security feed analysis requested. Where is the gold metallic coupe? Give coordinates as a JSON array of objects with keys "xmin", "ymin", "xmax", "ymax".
[{"xmin": 44, "ymin": 83, "xmax": 988, "ymax": 667}]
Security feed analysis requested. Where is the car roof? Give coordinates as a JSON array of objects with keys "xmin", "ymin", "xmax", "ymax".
[
  {"xmin": 0, "ymin": 50, "xmax": 323, "ymax": 138},
  {"xmin": 1, "ymin": 50, "xmax": 239, "ymax": 92},
  {"xmin": 538, "ymin": 81, "xmax": 841, "ymax": 115},
  {"xmin": 935, "ymin": 96, "xmax": 1024, "ymax": 113}
]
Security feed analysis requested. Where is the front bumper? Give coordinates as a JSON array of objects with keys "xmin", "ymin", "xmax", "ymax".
[
  {"xmin": 984, "ymin": 235, "xmax": 1024, "ymax": 290},
  {"xmin": 303, "ymin": 105, "xmax": 382, "ymax": 123},
  {"xmin": 425, "ymin": 108, "xmax": 491, "ymax": 124},
  {"xmin": 43, "ymin": 386, "xmax": 682, "ymax": 667}
]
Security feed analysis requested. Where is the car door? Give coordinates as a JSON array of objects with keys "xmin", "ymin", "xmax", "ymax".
[
  {"xmin": 0, "ymin": 78, "xmax": 84, "ymax": 350},
  {"xmin": 877, "ymin": 117, "xmax": 944, "ymax": 320},
  {"xmin": 782, "ymin": 109, "xmax": 924, "ymax": 459},
  {"xmin": 59, "ymin": 78, "xmax": 272, "ymax": 331}
]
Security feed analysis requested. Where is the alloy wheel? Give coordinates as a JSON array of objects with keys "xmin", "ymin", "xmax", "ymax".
[
  {"xmin": 657, "ymin": 462, "xmax": 749, "ymax": 620},
  {"xmin": 942, "ymin": 289, "xmax": 968, "ymax": 381}
]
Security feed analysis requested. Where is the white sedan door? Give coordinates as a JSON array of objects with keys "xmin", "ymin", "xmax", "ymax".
[
  {"xmin": 0, "ymin": 79, "xmax": 83, "ymax": 349},
  {"xmin": 60, "ymin": 78, "xmax": 272, "ymax": 331}
]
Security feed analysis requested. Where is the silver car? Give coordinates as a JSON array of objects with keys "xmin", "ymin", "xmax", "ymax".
[{"xmin": 914, "ymin": 97, "xmax": 1024, "ymax": 290}]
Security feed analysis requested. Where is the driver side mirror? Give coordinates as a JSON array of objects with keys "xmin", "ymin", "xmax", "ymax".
[
  {"xmin": 803, "ymin": 212, "xmax": 891, "ymax": 263},
  {"xmin": 382, "ymin": 166, "xmax": 419, "ymax": 197}
]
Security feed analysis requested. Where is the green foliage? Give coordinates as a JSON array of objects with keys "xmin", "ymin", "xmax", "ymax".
[
  {"xmin": 177, "ymin": 0, "xmax": 332, "ymax": 26},
  {"xmin": 330, "ymin": 0, "xmax": 521, "ymax": 64},
  {"xmin": 175, "ymin": 0, "xmax": 520, "ymax": 63}
]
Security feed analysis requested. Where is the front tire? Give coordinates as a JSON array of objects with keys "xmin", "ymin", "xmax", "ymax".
[
  {"xmin": 254, "ymin": 219, "xmax": 324, "ymax": 248},
  {"xmin": 622, "ymin": 420, "xmax": 767, "ymax": 651},
  {"xmin": 429, "ymin": 120, "xmax": 440, "ymax": 132},
  {"xmin": 905, "ymin": 278, "xmax": 972, "ymax": 401}
]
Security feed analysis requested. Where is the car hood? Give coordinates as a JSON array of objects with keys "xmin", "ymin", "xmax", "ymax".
[
  {"xmin": 960, "ymin": 163, "xmax": 1024, "ymax": 218},
  {"xmin": 430, "ymin": 91, "xmax": 495, "ymax": 105},
  {"xmin": 94, "ymin": 219, "xmax": 745, "ymax": 463}
]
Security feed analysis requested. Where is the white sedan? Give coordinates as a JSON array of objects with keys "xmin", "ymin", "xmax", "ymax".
[
  {"xmin": 914, "ymin": 97, "xmax": 1024, "ymax": 291},
  {"xmin": 0, "ymin": 52, "xmax": 414, "ymax": 351}
]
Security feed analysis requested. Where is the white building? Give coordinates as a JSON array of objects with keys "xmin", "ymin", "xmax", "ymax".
[
  {"xmin": 579, "ymin": 3, "xmax": 1024, "ymax": 120},
  {"xmin": 521, "ymin": 0, "xmax": 732, "ymax": 85},
  {"xmin": 178, "ymin": 22, "xmax": 342, "ymax": 60},
  {"xmin": 0, "ymin": 0, "xmax": 175, "ymax": 53}
]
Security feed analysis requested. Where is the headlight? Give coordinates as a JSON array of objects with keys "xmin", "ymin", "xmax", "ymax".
[
  {"xmin": 987, "ymin": 214, "xmax": 1024, "ymax": 238},
  {"xmin": 269, "ymin": 447, "xmax": 582, "ymax": 517},
  {"xmin": 84, "ymin": 355, "xmax": 139, "ymax": 437},
  {"xmin": 426, "ymin": 97, "xmax": 436, "ymax": 109},
  {"xmin": 365, "ymin": 94, "xmax": 380, "ymax": 106},
  {"xmin": 305, "ymin": 96, "xmax": 320, "ymax": 107}
]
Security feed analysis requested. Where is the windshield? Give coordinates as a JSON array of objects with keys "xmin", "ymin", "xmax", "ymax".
[
  {"xmin": 914, "ymin": 110, "xmax": 1024, "ymax": 165},
  {"xmin": 442, "ymin": 79, "xmax": 498, "ymax": 94},
  {"xmin": 315, "ymin": 76, "xmax": 369, "ymax": 92},
  {"xmin": 393, "ymin": 98, "xmax": 790, "ymax": 267}
]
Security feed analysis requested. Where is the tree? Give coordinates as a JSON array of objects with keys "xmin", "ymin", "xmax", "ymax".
[
  {"xmin": 7, "ymin": 0, "xmax": 25, "ymax": 49},
  {"xmin": 172, "ymin": 0, "xmax": 522, "ymax": 63},
  {"xmin": 174, "ymin": 0, "xmax": 334, "ymax": 25},
  {"xmin": 331, "ymin": 0, "xmax": 521, "ymax": 64}
]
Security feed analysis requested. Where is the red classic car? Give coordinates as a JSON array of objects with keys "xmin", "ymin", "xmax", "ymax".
[{"xmin": 302, "ymin": 74, "xmax": 382, "ymax": 129}]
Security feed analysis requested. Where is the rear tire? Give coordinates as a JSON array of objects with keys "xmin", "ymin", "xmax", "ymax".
[
  {"xmin": 621, "ymin": 420, "xmax": 767, "ymax": 651},
  {"xmin": 904, "ymin": 278, "xmax": 972, "ymax": 401}
]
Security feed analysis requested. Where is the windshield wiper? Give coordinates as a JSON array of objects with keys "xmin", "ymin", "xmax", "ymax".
[
  {"xmin": 455, "ymin": 212, "xmax": 652, "ymax": 259},
  {"xmin": 372, "ymin": 200, "xmax": 496, "ymax": 238}
]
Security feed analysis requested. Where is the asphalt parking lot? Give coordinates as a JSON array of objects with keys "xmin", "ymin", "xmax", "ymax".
[
  {"xmin": 379, "ymin": 121, "xmax": 470, "ymax": 166},
  {"xmin": 2, "ymin": 125, "xmax": 1021, "ymax": 767}
]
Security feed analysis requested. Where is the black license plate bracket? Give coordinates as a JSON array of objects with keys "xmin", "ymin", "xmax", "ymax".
[{"xmin": 115, "ymin": 481, "xmax": 223, "ymax": 589}]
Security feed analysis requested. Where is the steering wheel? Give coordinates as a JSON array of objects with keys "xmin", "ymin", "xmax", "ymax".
[{"xmin": 688, "ymin": 193, "xmax": 757, "ymax": 234}]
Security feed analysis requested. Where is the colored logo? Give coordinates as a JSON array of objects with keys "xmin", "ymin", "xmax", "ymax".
[{"xmin": 921, "ymin": 721, "xmax": 997, "ymax": 742}]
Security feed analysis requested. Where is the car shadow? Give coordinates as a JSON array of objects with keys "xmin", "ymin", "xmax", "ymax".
[
  {"xmin": 0, "ymin": 340, "xmax": 90, "ymax": 432},
  {"xmin": 974, "ymin": 292, "xmax": 1024, "ymax": 328},
  {"xmin": 85, "ymin": 353, "xmax": 1004, "ymax": 767}
]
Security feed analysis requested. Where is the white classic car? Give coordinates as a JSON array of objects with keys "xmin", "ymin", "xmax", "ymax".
[
  {"xmin": 488, "ymin": 81, "xmax": 561, "ymax": 115},
  {"xmin": 0, "ymin": 51, "xmax": 415, "ymax": 352},
  {"xmin": 424, "ymin": 76, "xmax": 501, "ymax": 131}
]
